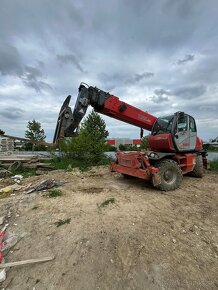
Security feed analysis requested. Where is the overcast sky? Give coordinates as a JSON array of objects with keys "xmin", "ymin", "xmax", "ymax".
[{"xmin": 0, "ymin": 0, "xmax": 218, "ymax": 142}]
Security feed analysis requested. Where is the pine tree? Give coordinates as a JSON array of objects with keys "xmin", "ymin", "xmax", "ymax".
[
  {"xmin": 80, "ymin": 109, "xmax": 109, "ymax": 141},
  {"xmin": 61, "ymin": 110, "xmax": 109, "ymax": 164}
]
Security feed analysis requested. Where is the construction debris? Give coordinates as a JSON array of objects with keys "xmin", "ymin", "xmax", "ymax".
[
  {"xmin": 0, "ymin": 169, "xmax": 12, "ymax": 178},
  {"xmin": 11, "ymin": 175, "xmax": 23, "ymax": 184},
  {"xmin": 0, "ymin": 184, "xmax": 25, "ymax": 197},
  {"xmin": 0, "ymin": 186, "xmax": 13, "ymax": 195},
  {"xmin": 0, "ymin": 217, "xmax": 5, "ymax": 226},
  {"xmin": 0, "ymin": 224, "xmax": 8, "ymax": 281},
  {"xmin": 0, "ymin": 154, "xmax": 52, "ymax": 172},
  {"xmin": 0, "ymin": 225, "xmax": 7, "ymax": 263},
  {"xmin": 2, "ymin": 233, "xmax": 23, "ymax": 252},
  {"xmin": 8, "ymin": 161, "xmax": 22, "ymax": 172},
  {"xmin": 25, "ymin": 179, "xmax": 65, "ymax": 194},
  {"xmin": 0, "ymin": 256, "xmax": 54, "ymax": 269},
  {"xmin": 0, "ymin": 268, "xmax": 6, "ymax": 282}
]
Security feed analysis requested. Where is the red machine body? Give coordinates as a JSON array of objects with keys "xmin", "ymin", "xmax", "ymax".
[
  {"xmin": 54, "ymin": 83, "xmax": 208, "ymax": 191},
  {"xmin": 148, "ymin": 134, "xmax": 175, "ymax": 152},
  {"xmin": 102, "ymin": 95, "xmax": 157, "ymax": 132}
]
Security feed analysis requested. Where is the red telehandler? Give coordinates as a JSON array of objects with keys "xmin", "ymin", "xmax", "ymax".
[{"xmin": 53, "ymin": 83, "xmax": 208, "ymax": 191}]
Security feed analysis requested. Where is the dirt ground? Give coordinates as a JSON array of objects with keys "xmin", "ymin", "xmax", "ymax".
[{"xmin": 0, "ymin": 166, "xmax": 217, "ymax": 290}]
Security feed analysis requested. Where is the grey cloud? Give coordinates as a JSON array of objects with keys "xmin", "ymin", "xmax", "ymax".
[
  {"xmin": 21, "ymin": 68, "xmax": 51, "ymax": 93},
  {"xmin": 0, "ymin": 0, "xmax": 218, "ymax": 140},
  {"xmin": 98, "ymin": 71, "xmax": 154, "ymax": 91},
  {"xmin": 154, "ymin": 89, "xmax": 171, "ymax": 96},
  {"xmin": 0, "ymin": 42, "xmax": 23, "ymax": 76},
  {"xmin": 151, "ymin": 95, "xmax": 169, "ymax": 103},
  {"xmin": 177, "ymin": 54, "xmax": 195, "ymax": 65},
  {"xmin": 0, "ymin": 43, "xmax": 51, "ymax": 92},
  {"xmin": 0, "ymin": 107, "xmax": 25, "ymax": 120},
  {"xmin": 151, "ymin": 88, "xmax": 171, "ymax": 103},
  {"xmin": 173, "ymin": 85, "xmax": 206, "ymax": 99},
  {"xmin": 22, "ymin": 79, "xmax": 52, "ymax": 92},
  {"xmin": 133, "ymin": 72, "xmax": 154, "ymax": 82},
  {"xmin": 164, "ymin": 0, "xmax": 197, "ymax": 19},
  {"xmin": 21, "ymin": 66, "xmax": 52, "ymax": 92},
  {"xmin": 97, "ymin": 72, "xmax": 128, "ymax": 92},
  {"xmin": 57, "ymin": 54, "xmax": 85, "ymax": 73},
  {"xmin": 25, "ymin": 66, "xmax": 42, "ymax": 79}
]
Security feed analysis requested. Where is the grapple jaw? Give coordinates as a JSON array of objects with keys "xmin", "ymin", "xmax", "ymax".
[{"xmin": 53, "ymin": 85, "xmax": 90, "ymax": 145}]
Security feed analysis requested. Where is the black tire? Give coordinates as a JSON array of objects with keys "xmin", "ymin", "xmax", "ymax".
[
  {"xmin": 189, "ymin": 155, "xmax": 204, "ymax": 178},
  {"xmin": 155, "ymin": 159, "xmax": 183, "ymax": 191},
  {"xmin": 8, "ymin": 161, "xmax": 22, "ymax": 172}
]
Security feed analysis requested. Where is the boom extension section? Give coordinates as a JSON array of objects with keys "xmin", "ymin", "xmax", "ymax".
[{"xmin": 53, "ymin": 83, "xmax": 157, "ymax": 144}]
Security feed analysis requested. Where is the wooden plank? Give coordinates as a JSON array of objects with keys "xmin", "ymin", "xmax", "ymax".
[
  {"xmin": 0, "ymin": 256, "xmax": 54, "ymax": 268},
  {"xmin": 0, "ymin": 157, "xmax": 33, "ymax": 161}
]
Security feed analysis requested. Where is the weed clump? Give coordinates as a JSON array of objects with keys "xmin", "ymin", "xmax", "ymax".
[
  {"xmin": 32, "ymin": 206, "xmax": 39, "ymax": 210},
  {"xmin": 210, "ymin": 159, "xmax": 218, "ymax": 171},
  {"xmin": 45, "ymin": 189, "xmax": 63, "ymax": 198},
  {"xmin": 54, "ymin": 218, "xmax": 71, "ymax": 227},
  {"xmin": 100, "ymin": 198, "xmax": 115, "ymax": 208}
]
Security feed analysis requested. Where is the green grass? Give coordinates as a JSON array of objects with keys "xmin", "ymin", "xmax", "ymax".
[
  {"xmin": 50, "ymin": 155, "xmax": 112, "ymax": 172},
  {"xmin": 45, "ymin": 189, "xmax": 63, "ymax": 198},
  {"xmin": 210, "ymin": 159, "xmax": 218, "ymax": 171},
  {"xmin": 21, "ymin": 168, "xmax": 37, "ymax": 177},
  {"xmin": 99, "ymin": 198, "xmax": 115, "ymax": 208},
  {"xmin": 50, "ymin": 156, "xmax": 90, "ymax": 171},
  {"xmin": 54, "ymin": 218, "xmax": 71, "ymax": 227},
  {"xmin": 10, "ymin": 167, "xmax": 37, "ymax": 178}
]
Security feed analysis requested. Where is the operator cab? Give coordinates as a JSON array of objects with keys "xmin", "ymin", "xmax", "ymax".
[{"xmin": 150, "ymin": 112, "xmax": 197, "ymax": 152}]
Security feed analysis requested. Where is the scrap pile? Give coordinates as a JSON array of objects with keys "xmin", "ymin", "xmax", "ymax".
[
  {"xmin": 0, "ymin": 153, "xmax": 53, "ymax": 177},
  {"xmin": 0, "ymin": 177, "xmax": 64, "ymax": 198}
]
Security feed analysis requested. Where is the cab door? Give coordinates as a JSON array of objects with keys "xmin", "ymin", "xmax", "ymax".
[
  {"xmin": 188, "ymin": 116, "xmax": 197, "ymax": 150},
  {"xmin": 174, "ymin": 113, "xmax": 197, "ymax": 152},
  {"xmin": 174, "ymin": 113, "xmax": 190, "ymax": 152}
]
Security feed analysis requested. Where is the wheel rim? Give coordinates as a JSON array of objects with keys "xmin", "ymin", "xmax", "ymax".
[{"xmin": 163, "ymin": 169, "xmax": 177, "ymax": 184}]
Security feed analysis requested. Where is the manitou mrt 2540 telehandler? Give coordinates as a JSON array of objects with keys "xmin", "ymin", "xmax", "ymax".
[{"xmin": 53, "ymin": 83, "xmax": 208, "ymax": 191}]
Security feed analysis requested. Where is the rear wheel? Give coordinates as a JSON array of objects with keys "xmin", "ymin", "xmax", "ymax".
[
  {"xmin": 189, "ymin": 155, "xmax": 204, "ymax": 178},
  {"xmin": 155, "ymin": 159, "xmax": 183, "ymax": 191}
]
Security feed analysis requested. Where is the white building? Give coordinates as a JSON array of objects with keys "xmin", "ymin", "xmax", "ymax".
[
  {"xmin": 0, "ymin": 135, "xmax": 14, "ymax": 152},
  {"xmin": 208, "ymin": 136, "xmax": 218, "ymax": 148}
]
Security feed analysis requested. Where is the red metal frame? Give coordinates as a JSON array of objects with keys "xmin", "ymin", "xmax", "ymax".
[
  {"xmin": 110, "ymin": 151, "xmax": 206, "ymax": 183},
  {"xmin": 110, "ymin": 151, "xmax": 158, "ymax": 181},
  {"xmin": 99, "ymin": 95, "xmax": 157, "ymax": 132}
]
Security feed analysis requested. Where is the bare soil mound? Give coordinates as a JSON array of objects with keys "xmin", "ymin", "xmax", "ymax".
[{"xmin": 0, "ymin": 166, "xmax": 217, "ymax": 290}]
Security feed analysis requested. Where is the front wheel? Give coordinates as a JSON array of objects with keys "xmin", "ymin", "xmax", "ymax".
[
  {"xmin": 188, "ymin": 155, "xmax": 204, "ymax": 178},
  {"xmin": 155, "ymin": 159, "xmax": 183, "ymax": 191}
]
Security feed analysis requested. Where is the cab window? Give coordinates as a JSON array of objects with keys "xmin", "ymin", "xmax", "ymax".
[
  {"xmin": 177, "ymin": 115, "xmax": 188, "ymax": 132},
  {"xmin": 189, "ymin": 116, "xmax": 196, "ymax": 132}
]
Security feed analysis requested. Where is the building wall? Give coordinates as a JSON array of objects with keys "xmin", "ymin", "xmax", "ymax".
[
  {"xmin": 107, "ymin": 139, "xmax": 116, "ymax": 146},
  {"xmin": 132, "ymin": 139, "xmax": 141, "ymax": 145},
  {"xmin": 0, "ymin": 136, "xmax": 14, "ymax": 152},
  {"xmin": 208, "ymin": 137, "xmax": 218, "ymax": 148}
]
